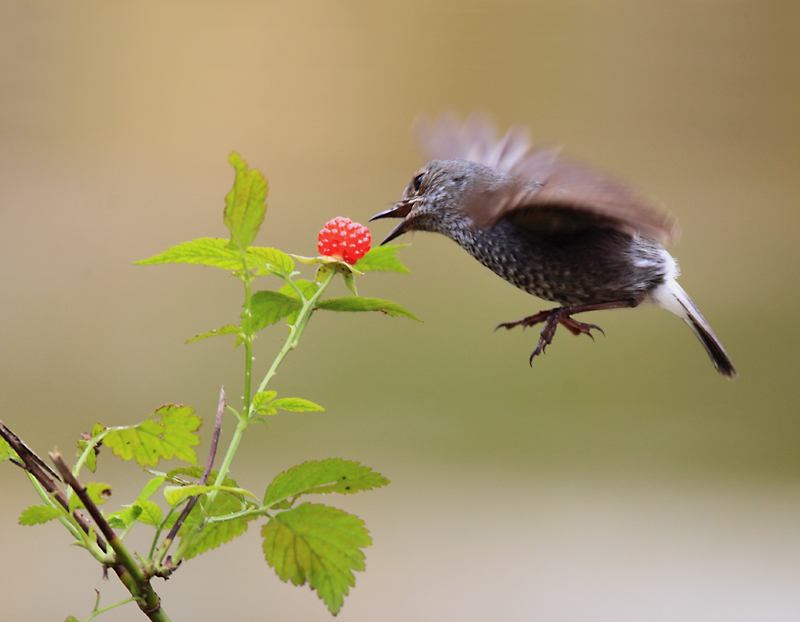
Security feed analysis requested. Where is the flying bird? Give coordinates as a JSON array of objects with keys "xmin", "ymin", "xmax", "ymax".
[{"xmin": 371, "ymin": 112, "xmax": 736, "ymax": 377}]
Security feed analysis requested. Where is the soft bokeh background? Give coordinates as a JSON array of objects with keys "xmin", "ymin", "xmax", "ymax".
[{"xmin": 2, "ymin": 1, "xmax": 799, "ymax": 620}]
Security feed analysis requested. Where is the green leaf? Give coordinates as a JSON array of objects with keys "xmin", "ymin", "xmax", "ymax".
[
  {"xmin": 269, "ymin": 398, "xmax": 325, "ymax": 413},
  {"xmin": 1, "ymin": 435, "xmax": 19, "ymax": 463},
  {"xmin": 176, "ymin": 482, "xmax": 257, "ymax": 560},
  {"xmin": 107, "ymin": 504, "xmax": 143, "ymax": 529},
  {"xmin": 316, "ymin": 296, "xmax": 421, "ymax": 321},
  {"xmin": 68, "ymin": 482, "xmax": 112, "ymax": 512},
  {"xmin": 253, "ymin": 391, "xmax": 277, "ymax": 408},
  {"xmin": 186, "ymin": 324, "xmax": 242, "ymax": 344},
  {"xmin": 247, "ymin": 247, "xmax": 295, "ymax": 276},
  {"xmin": 132, "ymin": 499, "xmax": 163, "ymax": 526},
  {"xmin": 250, "ymin": 291, "xmax": 302, "ymax": 332},
  {"xmin": 354, "ymin": 245, "xmax": 410, "ymax": 273},
  {"xmin": 138, "ymin": 476, "xmax": 166, "ymax": 501},
  {"xmin": 135, "ymin": 238, "xmax": 244, "ymax": 270},
  {"xmin": 65, "ymin": 616, "xmax": 80, "ymax": 622},
  {"xmin": 261, "ymin": 503, "xmax": 371, "ymax": 615},
  {"xmin": 164, "ymin": 484, "xmax": 255, "ymax": 507},
  {"xmin": 164, "ymin": 466, "xmax": 237, "ymax": 488},
  {"xmin": 103, "ymin": 405, "xmax": 202, "ymax": 468},
  {"xmin": 224, "ymin": 152, "xmax": 268, "ymax": 252},
  {"xmin": 19, "ymin": 505, "xmax": 63, "ymax": 525},
  {"xmin": 263, "ymin": 459, "xmax": 388, "ymax": 508}
]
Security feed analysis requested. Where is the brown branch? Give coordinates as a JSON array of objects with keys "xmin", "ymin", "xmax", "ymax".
[
  {"xmin": 159, "ymin": 387, "xmax": 226, "ymax": 560},
  {"xmin": 0, "ymin": 419, "xmax": 108, "ymax": 552}
]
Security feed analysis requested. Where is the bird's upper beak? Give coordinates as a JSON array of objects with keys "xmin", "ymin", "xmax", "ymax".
[{"xmin": 369, "ymin": 199, "xmax": 416, "ymax": 245}]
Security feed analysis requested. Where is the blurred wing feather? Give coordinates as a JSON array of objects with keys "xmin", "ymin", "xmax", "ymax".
[{"xmin": 415, "ymin": 112, "xmax": 679, "ymax": 243}]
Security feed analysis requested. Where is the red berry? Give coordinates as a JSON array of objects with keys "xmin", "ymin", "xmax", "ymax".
[{"xmin": 317, "ymin": 217, "xmax": 371, "ymax": 264}]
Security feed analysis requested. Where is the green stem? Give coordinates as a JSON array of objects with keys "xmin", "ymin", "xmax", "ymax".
[
  {"xmin": 27, "ymin": 472, "xmax": 83, "ymax": 542},
  {"xmin": 172, "ymin": 269, "xmax": 336, "ymax": 566},
  {"xmin": 83, "ymin": 597, "xmax": 137, "ymax": 622}
]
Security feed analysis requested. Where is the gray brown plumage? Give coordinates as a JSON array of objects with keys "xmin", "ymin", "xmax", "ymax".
[{"xmin": 371, "ymin": 112, "xmax": 736, "ymax": 377}]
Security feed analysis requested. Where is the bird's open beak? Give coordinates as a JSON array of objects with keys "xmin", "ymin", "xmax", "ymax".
[{"xmin": 370, "ymin": 200, "xmax": 414, "ymax": 245}]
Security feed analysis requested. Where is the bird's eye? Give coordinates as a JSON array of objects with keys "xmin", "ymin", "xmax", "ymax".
[{"xmin": 412, "ymin": 172, "xmax": 425, "ymax": 192}]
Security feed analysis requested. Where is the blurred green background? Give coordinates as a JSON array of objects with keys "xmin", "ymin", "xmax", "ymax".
[{"xmin": 2, "ymin": 1, "xmax": 799, "ymax": 620}]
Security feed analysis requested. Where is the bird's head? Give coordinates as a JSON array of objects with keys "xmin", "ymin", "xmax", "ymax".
[{"xmin": 370, "ymin": 160, "xmax": 489, "ymax": 245}]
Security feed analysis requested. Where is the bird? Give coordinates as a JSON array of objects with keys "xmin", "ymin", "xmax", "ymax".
[{"xmin": 370, "ymin": 112, "xmax": 736, "ymax": 377}]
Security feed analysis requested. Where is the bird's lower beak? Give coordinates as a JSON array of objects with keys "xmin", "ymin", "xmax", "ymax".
[{"xmin": 370, "ymin": 201, "xmax": 414, "ymax": 245}]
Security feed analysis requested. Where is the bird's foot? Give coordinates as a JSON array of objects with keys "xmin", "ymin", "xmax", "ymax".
[{"xmin": 496, "ymin": 307, "xmax": 605, "ymax": 364}]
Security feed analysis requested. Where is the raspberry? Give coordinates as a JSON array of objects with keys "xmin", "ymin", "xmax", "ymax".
[{"xmin": 317, "ymin": 217, "xmax": 371, "ymax": 265}]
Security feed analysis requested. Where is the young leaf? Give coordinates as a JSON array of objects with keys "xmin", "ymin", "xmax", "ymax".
[
  {"xmin": 138, "ymin": 476, "xmax": 166, "ymax": 501},
  {"xmin": 250, "ymin": 291, "xmax": 302, "ymax": 332},
  {"xmin": 187, "ymin": 324, "xmax": 242, "ymax": 344},
  {"xmin": 354, "ymin": 245, "xmax": 410, "ymax": 273},
  {"xmin": 103, "ymin": 405, "xmax": 202, "ymax": 468},
  {"xmin": 316, "ymin": 296, "xmax": 421, "ymax": 321},
  {"xmin": 224, "ymin": 152, "xmax": 267, "ymax": 252},
  {"xmin": 19, "ymin": 505, "xmax": 63, "ymax": 526},
  {"xmin": 253, "ymin": 391, "xmax": 277, "ymax": 409},
  {"xmin": 263, "ymin": 459, "xmax": 388, "ymax": 508},
  {"xmin": 247, "ymin": 247, "xmax": 295, "ymax": 276},
  {"xmin": 132, "ymin": 499, "xmax": 163, "ymax": 526},
  {"xmin": 1, "ymin": 435, "xmax": 19, "ymax": 463},
  {"xmin": 269, "ymin": 398, "xmax": 325, "ymax": 413},
  {"xmin": 164, "ymin": 484, "xmax": 255, "ymax": 507},
  {"xmin": 107, "ymin": 504, "xmax": 144, "ymax": 529},
  {"xmin": 177, "ymin": 491, "xmax": 258, "ymax": 560},
  {"xmin": 135, "ymin": 238, "xmax": 243, "ymax": 270},
  {"xmin": 261, "ymin": 503, "xmax": 371, "ymax": 615},
  {"xmin": 164, "ymin": 466, "xmax": 237, "ymax": 488}
]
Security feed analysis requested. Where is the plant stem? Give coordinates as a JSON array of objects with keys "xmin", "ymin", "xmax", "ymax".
[{"xmin": 83, "ymin": 597, "xmax": 137, "ymax": 622}]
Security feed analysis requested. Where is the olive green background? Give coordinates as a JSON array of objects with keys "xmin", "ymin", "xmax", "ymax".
[{"xmin": 1, "ymin": 2, "xmax": 799, "ymax": 620}]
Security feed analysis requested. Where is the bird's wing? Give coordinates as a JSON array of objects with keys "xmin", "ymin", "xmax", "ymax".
[{"xmin": 414, "ymin": 112, "xmax": 679, "ymax": 243}]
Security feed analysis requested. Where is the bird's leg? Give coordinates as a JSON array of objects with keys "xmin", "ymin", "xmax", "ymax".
[{"xmin": 495, "ymin": 300, "xmax": 638, "ymax": 364}]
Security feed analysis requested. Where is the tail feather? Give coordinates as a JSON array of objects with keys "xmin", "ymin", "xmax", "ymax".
[{"xmin": 652, "ymin": 280, "xmax": 737, "ymax": 378}]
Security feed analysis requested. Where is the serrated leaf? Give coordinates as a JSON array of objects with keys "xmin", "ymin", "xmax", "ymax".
[
  {"xmin": 253, "ymin": 391, "xmax": 277, "ymax": 408},
  {"xmin": 138, "ymin": 476, "xmax": 166, "ymax": 501},
  {"xmin": 132, "ymin": 499, "xmax": 163, "ymax": 526},
  {"xmin": 353, "ymin": 245, "xmax": 410, "ymax": 273},
  {"xmin": 250, "ymin": 291, "xmax": 302, "ymax": 332},
  {"xmin": 224, "ymin": 152, "xmax": 267, "ymax": 252},
  {"xmin": 164, "ymin": 484, "xmax": 255, "ymax": 507},
  {"xmin": 316, "ymin": 296, "xmax": 421, "ymax": 321},
  {"xmin": 261, "ymin": 503, "xmax": 371, "ymax": 615},
  {"xmin": 68, "ymin": 482, "xmax": 112, "ymax": 512},
  {"xmin": 187, "ymin": 324, "xmax": 242, "ymax": 344},
  {"xmin": 107, "ymin": 515, "xmax": 127, "ymax": 529},
  {"xmin": 176, "ymin": 483, "xmax": 256, "ymax": 560},
  {"xmin": 103, "ymin": 405, "xmax": 202, "ymax": 468},
  {"xmin": 135, "ymin": 238, "xmax": 244, "ymax": 270},
  {"xmin": 248, "ymin": 247, "xmax": 295, "ymax": 276},
  {"xmin": 269, "ymin": 398, "xmax": 325, "ymax": 413},
  {"xmin": 263, "ymin": 459, "xmax": 388, "ymax": 507},
  {"xmin": 19, "ymin": 505, "xmax": 63, "ymax": 525},
  {"xmin": 0, "ymin": 436, "xmax": 18, "ymax": 463}
]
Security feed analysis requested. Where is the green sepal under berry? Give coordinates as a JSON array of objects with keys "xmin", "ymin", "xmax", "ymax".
[
  {"xmin": 103, "ymin": 405, "xmax": 202, "ymax": 468},
  {"xmin": 224, "ymin": 152, "xmax": 267, "ymax": 253},
  {"xmin": 261, "ymin": 502, "xmax": 371, "ymax": 616},
  {"xmin": 263, "ymin": 459, "xmax": 388, "ymax": 509},
  {"xmin": 316, "ymin": 296, "xmax": 421, "ymax": 321},
  {"xmin": 292, "ymin": 254, "xmax": 364, "ymax": 275}
]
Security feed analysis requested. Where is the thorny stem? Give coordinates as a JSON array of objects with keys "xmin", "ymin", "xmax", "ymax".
[
  {"xmin": 51, "ymin": 453, "xmax": 171, "ymax": 622},
  {"xmin": 172, "ymin": 268, "xmax": 337, "ymax": 566}
]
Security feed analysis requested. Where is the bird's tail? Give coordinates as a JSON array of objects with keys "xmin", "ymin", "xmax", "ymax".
[{"xmin": 651, "ymin": 279, "xmax": 737, "ymax": 377}]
